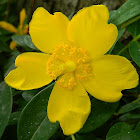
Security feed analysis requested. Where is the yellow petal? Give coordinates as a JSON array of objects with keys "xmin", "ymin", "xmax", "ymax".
[
  {"xmin": 67, "ymin": 5, "xmax": 118, "ymax": 59},
  {"xmin": 29, "ymin": 7, "xmax": 69, "ymax": 53},
  {"xmin": 47, "ymin": 82, "xmax": 91, "ymax": 135},
  {"xmin": 20, "ymin": 8, "xmax": 26, "ymax": 30},
  {"xmin": 82, "ymin": 55, "xmax": 139, "ymax": 102},
  {"xmin": 0, "ymin": 21, "xmax": 18, "ymax": 33},
  {"xmin": 23, "ymin": 24, "xmax": 28, "ymax": 34},
  {"xmin": 10, "ymin": 41, "xmax": 17, "ymax": 50},
  {"xmin": 5, "ymin": 52, "xmax": 53, "ymax": 90}
]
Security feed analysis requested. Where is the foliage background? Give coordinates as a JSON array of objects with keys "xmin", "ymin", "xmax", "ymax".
[{"xmin": 0, "ymin": 0, "xmax": 140, "ymax": 140}]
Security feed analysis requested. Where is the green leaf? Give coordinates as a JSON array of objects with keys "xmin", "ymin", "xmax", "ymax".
[
  {"xmin": 119, "ymin": 112, "xmax": 140, "ymax": 121},
  {"xmin": 107, "ymin": 28, "xmax": 125, "ymax": 54},
  {"xmin": 0, "ymin": 81, "xmax": 12, "ymax": 138},
  {"xmin": 17, "ymin": 82, "xmax": 59, "ymax": 140},
  {"xmin": 12, "ymin": 35, "xmax": 38, "ymax": 50},
  {"xmin": 3, "ymin": 50, "xmax": 20, "ymax": 77},
  {"xmin": 118, "ymin": 98, "xmax": 140, "ymax": 114},
  {"xmin": 22, "ymin": 89, "xmax": 39, "ymax": 102},
  {"xmin": 112, "ymin": 42, "xmax": 131, "ymax": 60},
  {"xmin": 79, "ymin": 98, "xmax": 119, "ymax": 133},
  {"xmin": 127, "ymin": 20, "xmax": 140, "ymax": 38},
  {"xmin": 0, "ymin": 39, "xmax": 11, "ymax": 52},
  {"xmin": 12, "ymin": 35, "xmax": 26, "ymax": 46},
  {"xmin": 8, "ymin": 111, "xmax": 21, "ymax": 126},
  {"xmin": 109, "ymin": 0, "xmax": 140, "ymax": 26},
  {"xmin": 129, "ymin": 41, "xmax": 140, "ymax": 67},
  {"xmin": 106, "ymin": 122, "xmax": 140, "ymax": 140},
  {"xmin": 24, "ymin": 35, "xmax": 38, "ymax": 50},
  {"xmin": 134, "ymin": 122, "xmax": 140, "ymax": 138}
]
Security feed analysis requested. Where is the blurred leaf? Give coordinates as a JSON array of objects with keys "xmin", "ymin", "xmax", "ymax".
[
  {"xmin": 8, "ymin": 111, "xmax": 21, "ymax": 126},
  {"xmin": 0, "ymin": 28, "xmax": 12, "ymax": 35},
  {"xmin": 0, "ymin": 52, "xmax": 7, "ymax": 66},
  {"xmin": 106, "ymin": 122, "xmax": 140, "ymax": 140},
  {"xmin": 0, "ymin": 81, "xmax": 12, "ymax": 138},
  {"xmin": 79, "ymin": 98, "xmax": 119, "ymax": 133},
  {"xmin": 107, "ymin": 28, "xmax": 125, "ymax": 54},
  {"xmin": 0, "ymin": 0, "xmax": 8, "ymax": 5},
  {"xmin": 134, "ymin": 122, "xmax": 140, "ymax": 138},
  {"xmin": 12, "ymin": 35, "xmax": 26, "ymax": 46},
  {"xmin": 18, "ymin": 82, "xmax": 59, "ymax": 140},
  {"xmin": 12, "ymin": 35, "xmax": 38, "ymax": 50},
  {"xmin": 0, "ymin": 39, "xmax": 11, "ymax": 52},
  {"xmin": 118, "ymin": 98, "xmax": 140, "ymax": 114},
  {"xmin": 109, "ymin": 0, "xmax": 140, "ymax": 26},
  {"xmin": 127, "ymin": 20, "xmax": 140, "ymax": 38},
  {"xmin": 129, "ymin": 41, "xmax": 140, "ymax": 67}
]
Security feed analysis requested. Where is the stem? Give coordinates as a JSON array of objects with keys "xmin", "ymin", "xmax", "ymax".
[
  {"xmin": 120, "ymin": 15, "xmax": 140, "ymax": 29},
  {"xmin": 71, "ymin": 135, "xmax": 76, "ymax": 140},
  {"xmin": 117, "ymin": 34, "xmax": 140, "ymax": 55}
]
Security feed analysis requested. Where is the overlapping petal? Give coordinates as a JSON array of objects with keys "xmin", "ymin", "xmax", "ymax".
[
  {"xmin": 82, "ymin": 55, "xmax": 139, "ymax": 102},
  {"xmin": 29, "ymin": 7, "xmax": 69, "ymax": 53},
  {"xmin": 5, "ymin": 53, "xmax": 53, "ymax": 90},
  {"xmin": 47, "ymin": 82, "xmax": 91, "ymax": 135},
  {"xmin": 67, "ymin": 5, "xmax": 118, "ymax": 59}
]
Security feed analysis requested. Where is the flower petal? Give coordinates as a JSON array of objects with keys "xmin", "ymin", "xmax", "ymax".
[
  {"xmin": 47, "ymin": 82, "xmax": 91, "ymax": 135},
  {"xmin": 29, "ymin": 7, "xmax": 69, "ymax": 53},
  {"xmin": 10, "ymin": 41, "xmax": 17, "ymax": 50},
  {"xmin": 20, "ymin": 8, "xmax": 26, "ymax": 30},
  {"xmin": 5, "ymin": 52, "xmax": 53, "ymax": 90},
  {"xmin": 0, "ymin": 21, "xmax": 18, "ymax": 33},
  {"xmin": 23, "ymin": 24, "xmax": 28, "ymax": 34},
  {"xmin": 82, "ymin": 55, "xmax": 139, "ymax": 102},
  {"xmin": 67, "ymin": 5, "xmax": 118, "ymax": 59}
]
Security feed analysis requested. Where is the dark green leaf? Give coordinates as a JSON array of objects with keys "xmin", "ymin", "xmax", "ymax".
[
  {"xmin": 119, "ymin": 113, "xmax": 140, "ymax": 121},
  {"xmin": 107, "ymin": 28, "xmax": 125, "ymax": 54},
  {"xmin": 0, "ymin": 39, "xmax": 11, "ymax": 52},
  {"xmin": 3, "ymin": 50, "xmax": 20, "ymax": 77},
  {"xmin": 134, "ymin": 122, "xmax": 140, "ymax": 138},
  {"xmin": 106, "ymin": 122, "xmax": 140, "ymax": 140},
  {"xmin": 118, "ymin": 98, "xmax": 140, "ymax": 114},
  {"xmin": 76, "ymin": 133, "xmax": 101, "ymax": 140},
  {"xmin": 17, "ymin": 82, "xmax": 59, "ymax": 140},
  {"xmin": 0, "ymin": 81, "xmax": 12, "ymax": 138},
  {"xmin": 127, "ymin": 20, "xmax": 140, "ymax": 38},
  {"xmin": 79, "ymin": 98, "xmax": 119, "ymax": 133},
  {"xmin": 8, "ymin": 111, "xmax": 21, "ymax": 126},
  {"xmin": 112, "ymin": 42, "xmax": 131, "ymax": 60},
  {"xmin": 22, "ymin": 89, "xmax": 41, "ymax": 102},
  {"xmin": 109, "ymin": 0, "xmax": 140, "ymax": 26},
  {"xmin": 129, "ymin": 41, "xmax": 140, "ymax": 67}
]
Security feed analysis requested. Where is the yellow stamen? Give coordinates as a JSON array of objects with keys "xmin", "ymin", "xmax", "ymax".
[{"xmin": 47, "ymin": 43, "xmax": 92, "ymax": 89}]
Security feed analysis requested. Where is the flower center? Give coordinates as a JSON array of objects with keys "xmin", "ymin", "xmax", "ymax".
[
  {"xmin": 65, "ymin": 61, "xmax": 77, "ymax": 72},
  {"xmin": 47, "ymin": 43, "xmax": 92, "ymax": 89}
]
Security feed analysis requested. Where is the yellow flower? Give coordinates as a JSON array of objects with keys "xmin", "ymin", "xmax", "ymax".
[
  {"xmin": 5, "ymin": 5, "xmax": 139, "ymax": 135},
  {"xmin": 0, "ymin": 9, "xmax": 28, "ymax": 50}
]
